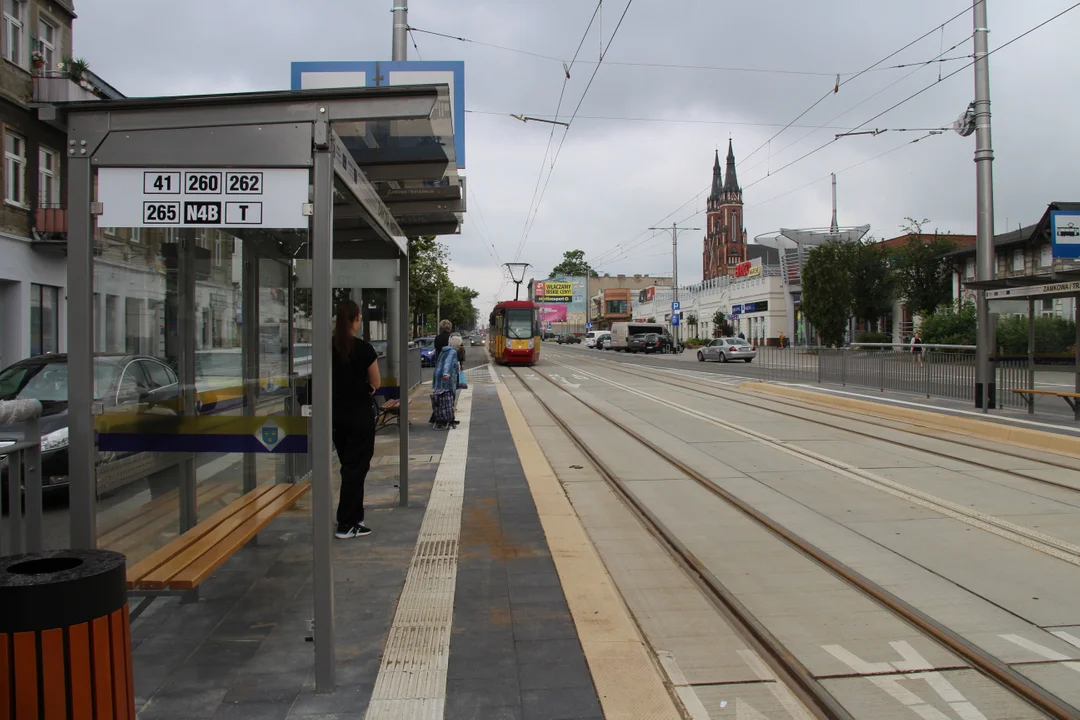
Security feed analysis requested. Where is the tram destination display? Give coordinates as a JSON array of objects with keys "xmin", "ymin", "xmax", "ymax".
[{"xmin": 98, "ymin": 168, "xmax": 310, "ymax": 228}]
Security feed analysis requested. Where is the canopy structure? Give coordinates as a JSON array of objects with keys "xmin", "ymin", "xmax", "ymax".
[{"xmin": 54, "ymin": 85, "xmax": 464, "ymax": 693}]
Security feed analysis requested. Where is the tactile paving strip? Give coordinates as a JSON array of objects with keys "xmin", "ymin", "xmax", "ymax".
[{"xmin": 364, "ymin": 390, "xmax": 472, "ymax": 720}]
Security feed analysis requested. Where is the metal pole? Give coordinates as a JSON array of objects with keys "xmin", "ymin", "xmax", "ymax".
[
  {"xmin": 973, "ymin": 0, "xmax": 996, "ymax": 412},
  {"xmin": 391, "ymin": 0, "xmax": 408, "ymax": 61},
  {"xmin": 399, "ymin": 255, "xmax": 410, "ymax": 507},
  {"xmin": 311, "ymin": 133, "xmax": 336, "ymax": 693},
  {"xmin": 436, "ymin": 286, "xmax": 440, "ymax": 327},
  {"xmin": 67, "ymin": 156, "xmax": 96, "ymax": 549},
  {"xmin": 24, "ymin": 418, "xmax": 42, "ymax": 552},
  {"xmin": 1028, "ymin": 298, "xmax": 1036, "ymax": 414},
  {"xmin": 672, "ymin": 224, "xmax": 679, "ymax": 347},
  {"xmin": 1074, "ymin": 295, "xmax": 1080, "ymax": 421}
]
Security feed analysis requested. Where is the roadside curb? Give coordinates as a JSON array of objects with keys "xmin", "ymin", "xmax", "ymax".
[{"xmin": 741, "ymin": 382, "xmax": 1080, "ymax": 460}]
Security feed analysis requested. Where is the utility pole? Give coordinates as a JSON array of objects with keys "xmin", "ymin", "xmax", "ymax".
[
  {"xmin": 436, "ymin": 286, "xmax": 441, "ymax": 327},
  {"xmin": 830, "ymin": 173, "xmax": 839, "ymax": 234},
  {"xmin": 973, "ymin": 0, "xmax": 996, "ymax": 411},
  {"xmin": 650, "ymin": 223, "xmax": 700, "ymax": 348},
  {"xmin": 391, "ymin": 0, "xmax": 408, "ymax": 61}
]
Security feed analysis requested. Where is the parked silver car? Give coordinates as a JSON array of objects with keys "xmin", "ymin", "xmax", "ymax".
[{"xmin": 698, "ymin": 337, "xmax": 756, "ymax": 363}]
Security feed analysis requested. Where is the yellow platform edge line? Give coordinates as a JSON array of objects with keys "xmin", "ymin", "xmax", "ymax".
[
  {"xmin": 742, "ymin": 381, "xmax": 1080, "ymax": 460},
  {"xmin": 495, "ymin": 382, "xmax": 684, "ymax": 720}
]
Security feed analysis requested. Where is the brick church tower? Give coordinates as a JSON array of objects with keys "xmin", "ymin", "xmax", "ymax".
[{"xmin": 702, "ymin": 140, "xmax": 747, "ymax": 280}]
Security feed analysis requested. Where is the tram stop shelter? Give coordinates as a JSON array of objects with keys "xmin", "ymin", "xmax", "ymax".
[{"xmin": 52, "ymin": 84, "xmax": 463, "ymax": 691}]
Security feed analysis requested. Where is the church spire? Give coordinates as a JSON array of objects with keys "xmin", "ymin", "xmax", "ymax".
[
  {"xmin": 723, "ymin": 139, "xmax": 740, "ymax": 194},
  {"xmin": 709, "ymin": 149, "xmax": 723, "ymax": 201}
]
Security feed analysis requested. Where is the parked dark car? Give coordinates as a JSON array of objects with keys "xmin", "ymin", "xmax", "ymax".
[
  {"xmin": 0, "ymin": 353, "xmax": 182, "ymax": 501},
  {"xmin": 556, "ymin": 334, "xmax": 581, "ymax": 345},
  {"xmin": 418, "ymin": 337, "xmax": 437, "ymax": 367},
  {"xmin": 640, "ymin": 333, "xmax": 672, "ymax": 354},
  {"xmin": 542, "ymin": 332, "xmax": 559, "ymax": 341}
]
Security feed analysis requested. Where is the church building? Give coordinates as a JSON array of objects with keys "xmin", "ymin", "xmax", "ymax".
[{"xmin": 703, "ymin": 140, "xmax": 748, "ymax": 280}]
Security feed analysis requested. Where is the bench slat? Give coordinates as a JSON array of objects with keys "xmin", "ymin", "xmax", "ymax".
[
  {"xmin": 133, "ymin": 484, "xmax": 293, "ymax": 590},
  {"xmin": 1012, "ymin": 389, "xmax": 1080, "ymax": 398},
  {"xmin": 165, "ymin": 482, "xmax": 311, "ymax": 590},
  {"xmin": 104, "ymin": 483, "xmax": 236, "ymax": 554},
  {"xmin": 126, "ymin": 484, "xmax": 282, "ymax": 587}
]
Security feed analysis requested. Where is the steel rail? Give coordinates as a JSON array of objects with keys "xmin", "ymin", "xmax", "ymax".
[
  {"xmin": 505, "ymin": 367, "xmax": 851, "ymax": 720},
  {"xmin": 562, "ymin": 350, "xmax": 1080, "ymax": 494},
  {"xmin": 514, "ymin": 362, "xmax": 1080, "ymax": 720}
]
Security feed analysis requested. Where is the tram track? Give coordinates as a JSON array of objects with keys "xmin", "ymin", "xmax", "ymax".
[
  {"xmin": 554, "ymin": 349, "xmax": 1080, "ymax": 496},
  {"xmin": 506, "ymin": 363, "xmax": 1080, "ymax": 720}
]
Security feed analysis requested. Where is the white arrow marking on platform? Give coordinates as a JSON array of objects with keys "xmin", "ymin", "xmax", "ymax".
[
  {"xmin": 1001, "ymin": 634, "xmax": 1080, "ymax": 674},
  {"xmin": 656, "ymin": 651, "xmax": 709, "ymax": 720},
  {"xmin": 549, "ymin": 374, "xmax": 581, "ymax": 388},
  {"xmin": 572, "ymin": 374, "xmax": 589, "ymax": 380}
]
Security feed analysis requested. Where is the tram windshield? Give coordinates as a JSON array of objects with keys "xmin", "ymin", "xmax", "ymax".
[{"xmin": 505, "ymin": 309, "xmax": 535, "ymax": 339}]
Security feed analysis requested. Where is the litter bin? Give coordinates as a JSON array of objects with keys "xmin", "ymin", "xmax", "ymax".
[{"xmin": 0, "ymin": 549, "xmax": 133, "ymax": 718}]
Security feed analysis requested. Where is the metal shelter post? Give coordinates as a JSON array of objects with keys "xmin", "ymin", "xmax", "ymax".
[
  {"xmin": 1075, "ymin": 295, "xmax": 1080, "ymax": 421},
  {"xmin": 1027, "ymin": 298, "xmax": 1035, "ymax": 414},
  {"xmin": 311, "ymin": 124, "xmax": 337, "ymax": 692},
  {"xmin": 399, "ymin": 254, "xmax": 410, "ymax": 507},
  {"xmin": 973, "ymin": 0, "xmax": 996, "ymax": 411},
  {"xmin": 67, "ymin": 155, "xmax": 96, "ymax": 549}
]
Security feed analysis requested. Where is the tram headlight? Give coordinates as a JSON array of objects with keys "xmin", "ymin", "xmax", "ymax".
[{"xmin": 527, "ymin": 338, "xmax": 535, "ymax": 349}]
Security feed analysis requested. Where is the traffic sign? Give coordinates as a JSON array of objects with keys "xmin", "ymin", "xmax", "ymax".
[
  {"xmin": 585, "ymin": 322, "xmax": 592, "ymax": 329},
  {"xmin": 546, "ymin": 322, "xmax": 552, "ymax": 329},
  {"xmin": 671, "ymin": 301, "xmax": 680, "ymax": 311},
  {"xmin": 1052, "ymin": 210, "xmax": 1080, "ymax": 259},
  {"xmin": 672, "ymin": 315, "xmax": 680, "ymax": 327}
]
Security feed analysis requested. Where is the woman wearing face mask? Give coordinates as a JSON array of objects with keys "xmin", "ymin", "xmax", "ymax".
[{"xmin": 331, "ymin": 300, "xmax": 380, "ymax": 539}]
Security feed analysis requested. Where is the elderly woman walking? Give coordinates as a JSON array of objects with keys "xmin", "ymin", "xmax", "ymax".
[{"xmin": 431, "ymin": 334, "xmax": 462, "ymax": 430}]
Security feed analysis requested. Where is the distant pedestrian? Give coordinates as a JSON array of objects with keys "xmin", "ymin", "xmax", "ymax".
[
  {"xmin": 738, "ymin": 331, "xmax": 745, "ymax": 340},
  {"xmin": 331, "ymin": 300, "xmax": 380, "ymax": 539},
  {"xmin": 911, "ymin": 331, "xmax": 924, "ymax": 366}
]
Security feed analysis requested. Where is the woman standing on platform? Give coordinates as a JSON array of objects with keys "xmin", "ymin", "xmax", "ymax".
[
  {"xmin": 431, "ymin": 335, "xmax": 462, "ymax": 430},
  {"xmin": 331, "ymin": 299, "xmax": 380, "ymax": 539}
]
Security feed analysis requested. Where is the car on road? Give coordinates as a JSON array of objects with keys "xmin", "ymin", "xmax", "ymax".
[
  {"xmin": 556, "ymin": 334, "xmax": 581, "ymax": 345},
  {"xmin": 698, "ymin": 337, "xmax": 757, "ymax": 363},
  {"xmin": 1, "ymin": 353, "xmax": 183, "ymax": 501},
  {"xmin": 588, "ymin": 330, "xmax": 612, "ymax": 349},
  {"xmin": 635, "ymin": 333, "xmax": 672, "ymax": 354},
  {"xmin": 470, "ymin": 335, "xmax": 485, "ymax": 347},
  {"xmin": 542, "ymin": 332, "xmax": 559, "ymax": 341},
  {"xmin": 418, "ymin": 337, "xmax": 437, "ymax": 366}
]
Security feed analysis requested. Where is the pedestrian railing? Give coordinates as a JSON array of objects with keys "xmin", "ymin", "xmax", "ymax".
[
  {"xmin": 734, "ymin": 343, "xmax": 1048, "ymax": 411},
  {"xmin": 0, "ymin": 399, "xmax": 44, "ymax": 554}
]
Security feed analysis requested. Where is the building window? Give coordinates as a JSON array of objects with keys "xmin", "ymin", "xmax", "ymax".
[
  {"xmin": 605, "ymin": 299, "xmax": 628, "ymax": 315},
  {"xmin": 5, "ymin": 130, "xmax": 25, "ymax": 206},
  {"xmin": 965, "ymin": 258, "xmax": 975, "ymax": 280},
  {"xmin": 1040, "ymin": 245, "xmax": 1052, "ymax": 267},
  {"xmin": 37, "ymin": 15, "xmax": 55, "ymax": 70},
  {"xmin": 3, "ymin": 0, "xmax": 24, "ymax": 67},
  {"xmin": 30, "ymin": 283, "xmax": 59, "ymax": 356},
  {"xmin": 39, "ymin": 146, "xmax": 58, "ymax": 206},
  {"xmin": 1012, "ymin": 249, "xmax": 1024, "ymax": 272}
]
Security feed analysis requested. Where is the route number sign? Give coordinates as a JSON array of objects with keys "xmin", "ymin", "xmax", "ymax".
[{"xmin": 98, "ymin": 168, "xmax": 309, "ymax": 229}]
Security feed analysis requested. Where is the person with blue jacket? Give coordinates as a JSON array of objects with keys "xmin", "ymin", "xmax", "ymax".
[{"xmin": 431, "ymin": 335, "xmax": 462, "ymax": 429}]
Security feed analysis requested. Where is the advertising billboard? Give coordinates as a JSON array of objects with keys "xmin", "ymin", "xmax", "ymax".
[
  {"xmin": 537, "ymin": 304, "xmax": 568, "ymax": 323},
  {"xmin": 534, "ymin": 276, "xmax": 587, "ymax": 311},
  {"xmin": 734, "ymin": 258, "xmax": 762, "ymax": 278}
]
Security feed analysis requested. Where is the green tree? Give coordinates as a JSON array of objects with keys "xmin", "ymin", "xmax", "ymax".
[
  {"xmin": 646, "ymin": 316, "xmax": 656, "ymax": 323},
  {"xmin": 684, "ymin": 313, "xmax": 698, "ymax": 337},
  {"xmin": 711, "ymin": 309, "xmax": 732, "ymax": 337},
  {"xmin": 550, "ymin": 249, "xmax": 598, "ymax": 278},
  {"xmin": 890, "ymin": 218, "xmax": 959, "ymax": 318},
  {"xmin": 800, "ymin": 241, "xmax": 853, "ymax": 346},
  {"xmin": 408, "ymin": 235, "xmax": 451, "ymax": 333},
  {"xmin": 850, "ymin": 240, "xmax": 895, "ymax": 331},
  {"xmin": 918, "ymin": 302, "xmax": 976, "ymax": 345}
]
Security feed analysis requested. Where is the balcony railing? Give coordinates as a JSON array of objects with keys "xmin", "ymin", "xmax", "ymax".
[
  {"xmin": 35, "ymin": 204, "xmax": 67, "ymax": 233},
  {"xmin": 32, "ymin": 71, "xmax": 102, "ymax": 103}
]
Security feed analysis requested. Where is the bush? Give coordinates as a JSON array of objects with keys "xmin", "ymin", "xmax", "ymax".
[
  {"xmin": 919, "ymin": 303, "xmax": 976, "ymax": 346},
  {"xmin": 854, "ymin": 331, "xmax": 890, "ymax": 344},
  {"xmin": 682, "ymin": 338, "xmax": 706, "ymax": 348},
  {"xmin": 995, "ymin": 314, "xmax": 1077, "ymax": 355}
]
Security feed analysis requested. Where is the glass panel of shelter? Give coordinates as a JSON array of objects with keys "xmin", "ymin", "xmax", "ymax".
[{"xmin": 92, "ymin": 221, "xmax": 312, "ymax": 564}]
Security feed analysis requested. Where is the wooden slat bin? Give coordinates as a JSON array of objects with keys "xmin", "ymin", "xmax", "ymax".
[{"xmin": 0, "ymin": 550, "xmax": 134, "ymax": 719}]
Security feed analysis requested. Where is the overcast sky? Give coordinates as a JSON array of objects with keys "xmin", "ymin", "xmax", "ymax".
[{"xmin": 75, "ymin": 1, "xmax": 1080, "ymax": 321}]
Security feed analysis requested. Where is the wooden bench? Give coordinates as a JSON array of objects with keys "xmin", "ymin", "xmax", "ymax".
[
  {"xmin": 126, "ymin": 481, "xmax": 310, "ymax": 616},
  {"xmin": 1012, "ymin": 389, "xmax": 1080, "ymax": 414},
  {"xmin": 374, "ymin": 384, "xmax": 401, "ymax": 432}
]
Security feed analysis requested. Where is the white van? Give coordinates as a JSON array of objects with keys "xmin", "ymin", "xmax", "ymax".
[
  {"xmin": 608, "ymin": 322, "xmax": 670, "ymax": 351},
  {"xmin": 584, "ymin": 330, "xmax": 611, "ymax": 349}
]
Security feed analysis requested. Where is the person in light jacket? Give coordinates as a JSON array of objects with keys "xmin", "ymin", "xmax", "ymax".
[{"xmin": 432, "ymin": 335, "xmax": 462, "ymax": 429}]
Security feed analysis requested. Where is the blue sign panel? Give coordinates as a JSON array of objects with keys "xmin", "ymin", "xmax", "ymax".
[
  {"xmin": 672, "ymin": 315, "xmax": 680, "ymax": 327},
  {"xmin": 291, "ymin": 61, "xmax": 467, "ymax": 168},
  {"xmin": 1051, "ymin": 210, "xmax": 1080, "ymax": 259},
  {"xmin": 671, "ymin": 301, "xmax": 680, "ymax": 311}
]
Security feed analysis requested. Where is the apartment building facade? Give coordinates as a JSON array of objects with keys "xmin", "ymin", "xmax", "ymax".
[{"xmin": 0, "ymin": 0, "xmax": 122, "ymax": 367}]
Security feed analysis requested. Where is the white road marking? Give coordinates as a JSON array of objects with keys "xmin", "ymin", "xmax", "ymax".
[
  {"xmin": 554, "ymin": 359, "xmax": 1080, "ymax": 568},
  {"xmin": 736, "ymin": 699, "xmax": 771, "ymax": 720},
  {"xmin": 364, "ymin": 389, "xmax": 473, "ymax": 720},
  {"xmin": 824, "ymin": 643, "xmax": 988, "ymax": 720},
  {"xmin": 782, "ymin": 384, "xmax": 1080, "ymax": 435},
  {"xmin": 1051, "ymin": 630, "xmax": 1080, "ymax": 650},
  {"xmin": 548, "ymin": 373, "xmax": 581, "ymax": 388},
  {"xmin": 1000, "ymin": 634, "xmax": 1080, "ymax": 674},
  {"xmin": 656, "ymin": 651, "xmax": 710, "ymax": 720}
]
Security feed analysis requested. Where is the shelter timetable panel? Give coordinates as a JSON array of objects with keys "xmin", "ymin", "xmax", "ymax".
[{"xmin": 98, "ymin": 168, "xmax": 308, "ymax": 228}]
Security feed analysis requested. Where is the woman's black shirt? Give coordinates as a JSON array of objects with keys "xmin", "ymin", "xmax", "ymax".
[{"xmin": 332, "ymin": 337, "xmax": 378, "ymax": 420}]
